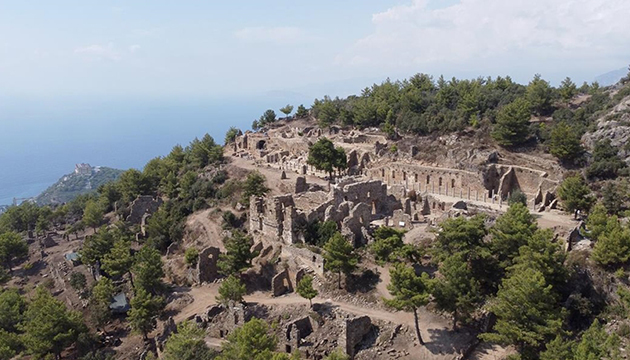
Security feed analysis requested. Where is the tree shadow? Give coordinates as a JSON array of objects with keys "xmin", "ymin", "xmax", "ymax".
[
  {"xmin": 356, "ymin": 325, "xmax": 380, "ymax": 355},
  {"xmin": 424, "ymin": 327, "xmax": 475, "ymax": 355},
  {"xmin": 346, "ymin": 269, "xmax": 380, "ymax": 294}
]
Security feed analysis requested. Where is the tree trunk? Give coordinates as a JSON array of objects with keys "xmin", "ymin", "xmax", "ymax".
[
  {"xmin": 453, "ymin": 309, "xmax": 458, "ymax": 331},
  {"xmin": 338, "ymin": 271, "xmax": 342, "ymax": 289},
  {"xmin": 413, "ymin": 308, "xmax": 425, "ymax": 345},
  {"xmin": 309, "ymin": 299, "xmax": 312, "ymax": 308},
  {"xmin": 128, "ymin": 271, "xmax": 135, "ymax": 292}
]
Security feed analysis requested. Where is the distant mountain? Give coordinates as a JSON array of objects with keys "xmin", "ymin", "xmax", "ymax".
[
  {"xmin": 35, "ymin": 164, "xmax": 124, "ymax": 205},
  {"xmin": 595, "ymin": 67, "xmax": 628, "ymax": 87}
]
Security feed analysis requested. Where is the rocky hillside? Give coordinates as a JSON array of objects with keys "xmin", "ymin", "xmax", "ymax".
[{"xmin": 35, "ymin": 165, "xmax": 123, "ymax": 205}]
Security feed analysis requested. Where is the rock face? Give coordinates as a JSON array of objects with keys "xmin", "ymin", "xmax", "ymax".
[{"xmin": 582, "ymin": 95, "xmax": 630, "ymax": 163}]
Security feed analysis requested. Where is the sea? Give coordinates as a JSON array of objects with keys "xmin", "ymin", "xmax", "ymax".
[{"xmin": 0, "ymin": 95, "xmax": 307, "ymax": 206}]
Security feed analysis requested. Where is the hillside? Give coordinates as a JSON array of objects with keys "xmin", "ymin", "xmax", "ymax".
[
  {"xmin": 35, "ymin": 164, "xmax": 124, "ymax": 205},
  {"xmin": 1, "ymin": 73, "xmax": 630, "ymax": 360}
]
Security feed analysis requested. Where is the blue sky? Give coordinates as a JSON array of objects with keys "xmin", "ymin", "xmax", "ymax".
[{"xmin": 1, "ymin": 0, "xmax": 629, "ymax": 101}]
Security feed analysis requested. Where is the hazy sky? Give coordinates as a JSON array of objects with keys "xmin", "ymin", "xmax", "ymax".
[{"xmin": 1, "ymin": 0, "xmax": 629, "ymax": 100}]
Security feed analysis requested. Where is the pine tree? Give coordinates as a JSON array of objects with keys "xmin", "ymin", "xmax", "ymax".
[
  {"xmin": 128, "ymin": 288, "xmax": 163, "ymax": 340},
  {"xmin": 540, "ymin": 335, "xmax": 575, "ymax": 360},
  {"xmin": 0, "ymin": 232, "xmax": 28, "ymax": 274},
  {"xmin": 90, "ymin": 277, "xmax": 115, "ymax": 328},
  {"xmin": 549, "ymin": 122, "xmax": 583, "ymax": 162},
  {"xmin": 132, "ymin": 246, "xmax": 164, "ymax": 294},
  {"xmin": 20, "ymin": 287, "xmax": 87, "ymax": 359},
  {"xmin": 82, "ymin": 200, "xmax": 104, "ymax": 231},
  {"xmin": 480, "ymin": 268, "xmax": 564, "ymax": 358},
  {"xmin": 592, "ymin": 219, "xmax": 630, "ymax": 266},
  {"xmin": 491, "ymin": 98, "xmax": 531, "ymax": 146},
  {"xmin": 385, "ymin": 263, "xmax": 430, "ymax": 345},
  {"xmin": 280, "ymin": 104, "xmax": 294, "ymax": 119},
  {"xmin": 218, "ymin": 231, "xmax": 256, "ymax": 276},
  {"xmin": 431, "ymin": 252, "xmax": 482, "ymax": 330},
  {"xmin": 163, "ymin": 321, "xmax": 216, "ymax": 360},
  {"xmin": 101, "ymin": 239, "xmax": 135, "ymax": 287},
  {"xmin": 490, "ymin": 202, "xmax": 538, "ymax": 270},
  {"xmin": 527, "ymin": 74, "xmax": 554, "ymax": 116},
  {"xmin": 216, "ymin": 275, "xmax": 247, "ymax": 306},
  {"xmin": 296, "ymin": 275, "xmax": 318, "ymax": 307},
  {"xmin": 307, "ymin": 138, "xmax": 348, "ymax": 179},
  {"xmin": 558, "ymin": 175, "xmax": 595, "ymax": 215},
  {"xmin": 218, "ymin": 318, "xmax": 278, "ymax": 360},
  {"xmin": 508, "ymin": 229, "xmax": 568, "ymax": 290},
  {"xmin": 558, "ymin": 77, "xmax": 577, "ymax": 102},
  {"xmin": 574, "ymin": 320, "xmax": 620, "ymax": 360},
  {"xmin": 323, "ymin": 233, "xmax": 358, "ymax": 289}
]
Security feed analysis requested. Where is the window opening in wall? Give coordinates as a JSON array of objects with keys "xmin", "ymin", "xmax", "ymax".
[
  {"xmin": 451, "ymin": 179, "xmax": 455, "ymax": 188},
  {"xmin": 415, "ymin": 174, "xmax": 418, "ymax": 182},
  {"xmin": 381, "ymin": 169, "xmax": 385, "ymax": 177},
  {"xmin": 426, "ymin": 175, "xmax": 430, "ymax": 184},
  {"xmin": 392, "ymin": 170, "xmax": 396, "ymax": 179},
  {"xmin": 403, "ymin": 172, "xmax": 407, "ymax": 181},
  {"xmin": 439, "ymin": 177, "xmax": 443, "ymax": 186}
]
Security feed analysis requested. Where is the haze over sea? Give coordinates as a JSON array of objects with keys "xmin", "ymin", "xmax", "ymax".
[{"xmin": 0, "ymin": 95, "xmax": 307, "ymax": 206}]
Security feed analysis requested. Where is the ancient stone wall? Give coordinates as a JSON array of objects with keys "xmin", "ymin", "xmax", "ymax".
[
  {"xmin": 340, "ymin": 316, "xmax": 372, "ymax": 358},
  {"xmin": 272, "ymin": 268, "xmax": 292, "ymax": 297},
  {"xmin": 188, "ymin": 246, "xmax": 220, "ymax": 284},
  {"xmin": 127, "ymin": 196, "xmax": 163, "ymax": 224},
  {"xmin": 281, "ymin": 245, "xmax": 325, "ymax": 276}
]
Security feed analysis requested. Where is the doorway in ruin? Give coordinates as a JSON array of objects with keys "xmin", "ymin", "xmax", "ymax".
[
  {"xmin": 451, "ymin": 179, "xmax": 455, "ymax": 188},
  {"xmin": 439, "ymin": 177, "xmax": 443, "ymax": 186},
  {"xmin": 415, "ymin": 173, "xmax": 418, "ymax": 182},
  {"xmin": 256, "ymin": 140, "xmax": 267, "ymax": 150},
  {"xmin": 426, "ymin": 175, "xmax": 430, "ymax": 184}
]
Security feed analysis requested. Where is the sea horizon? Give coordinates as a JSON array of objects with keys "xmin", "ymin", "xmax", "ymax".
[{"xmin": 0, "ymin": 95, "xmax": 309, "ymax": 206}]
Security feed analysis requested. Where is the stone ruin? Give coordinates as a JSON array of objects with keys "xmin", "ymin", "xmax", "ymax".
[
  {"xmin": 187, "ymin": 246, "xmax": 220, "ymax": 285},
  {"xmin": 232, "ymin": 122, "xmax": 562, "ymax": 213},
  {"xmin": 126, "ymin": 195, "xmax": 163, "ymax": 224}
]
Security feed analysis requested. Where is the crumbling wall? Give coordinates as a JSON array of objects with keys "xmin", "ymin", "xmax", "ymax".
[
  {"xmin": 339, "ymin": 316, "xmax": 372, "ymax": 358},
  {"xmin": 281, "ymin": 245, "xmax": 325, "ymax": 276},
  {"xmin": 189, "ymin": 246, "xmax": 220, "ymax": 284},
  {"xmin": 272, "ymin": 268, "xmax": 292, "ymax": 297},
  {"xmin": 127, "ymin": 196, "xmax": 162, "ymax": 224}
]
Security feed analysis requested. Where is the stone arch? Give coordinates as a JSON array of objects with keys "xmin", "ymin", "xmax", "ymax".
[{"xmin": 256, "ymin": 140, "xmax": 266, "ymax": 150}]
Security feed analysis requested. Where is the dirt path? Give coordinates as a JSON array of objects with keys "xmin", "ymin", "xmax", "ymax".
[
  {"xmin": 178, "ymin": 285, "xmax": 455, "ymax": 346},
  {"xmin": 175, "ymin": 284, "xmax": 510, "ymax": 359},
  {"xmin": 186, "ymin": 209, "xmax": 225, "ymax": 251}
]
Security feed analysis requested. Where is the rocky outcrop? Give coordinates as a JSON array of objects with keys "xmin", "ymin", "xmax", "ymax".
[{"xmin": 582, "ymin": 95, "xmax": 630, "ymax": 163}]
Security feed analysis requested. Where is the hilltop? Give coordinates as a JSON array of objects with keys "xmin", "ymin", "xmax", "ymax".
[
  {"xmin": 0, "ymin": 71, "xmax": 630, "ymax": 360},
  {"xmin": 35, "ymin": 163, "xmax": 124, "ymax": 205}
]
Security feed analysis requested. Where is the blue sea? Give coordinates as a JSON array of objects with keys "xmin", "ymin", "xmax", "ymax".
[{"xmin": 0, "ymin": 95, "xmax": 308, "ymax": 206}]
